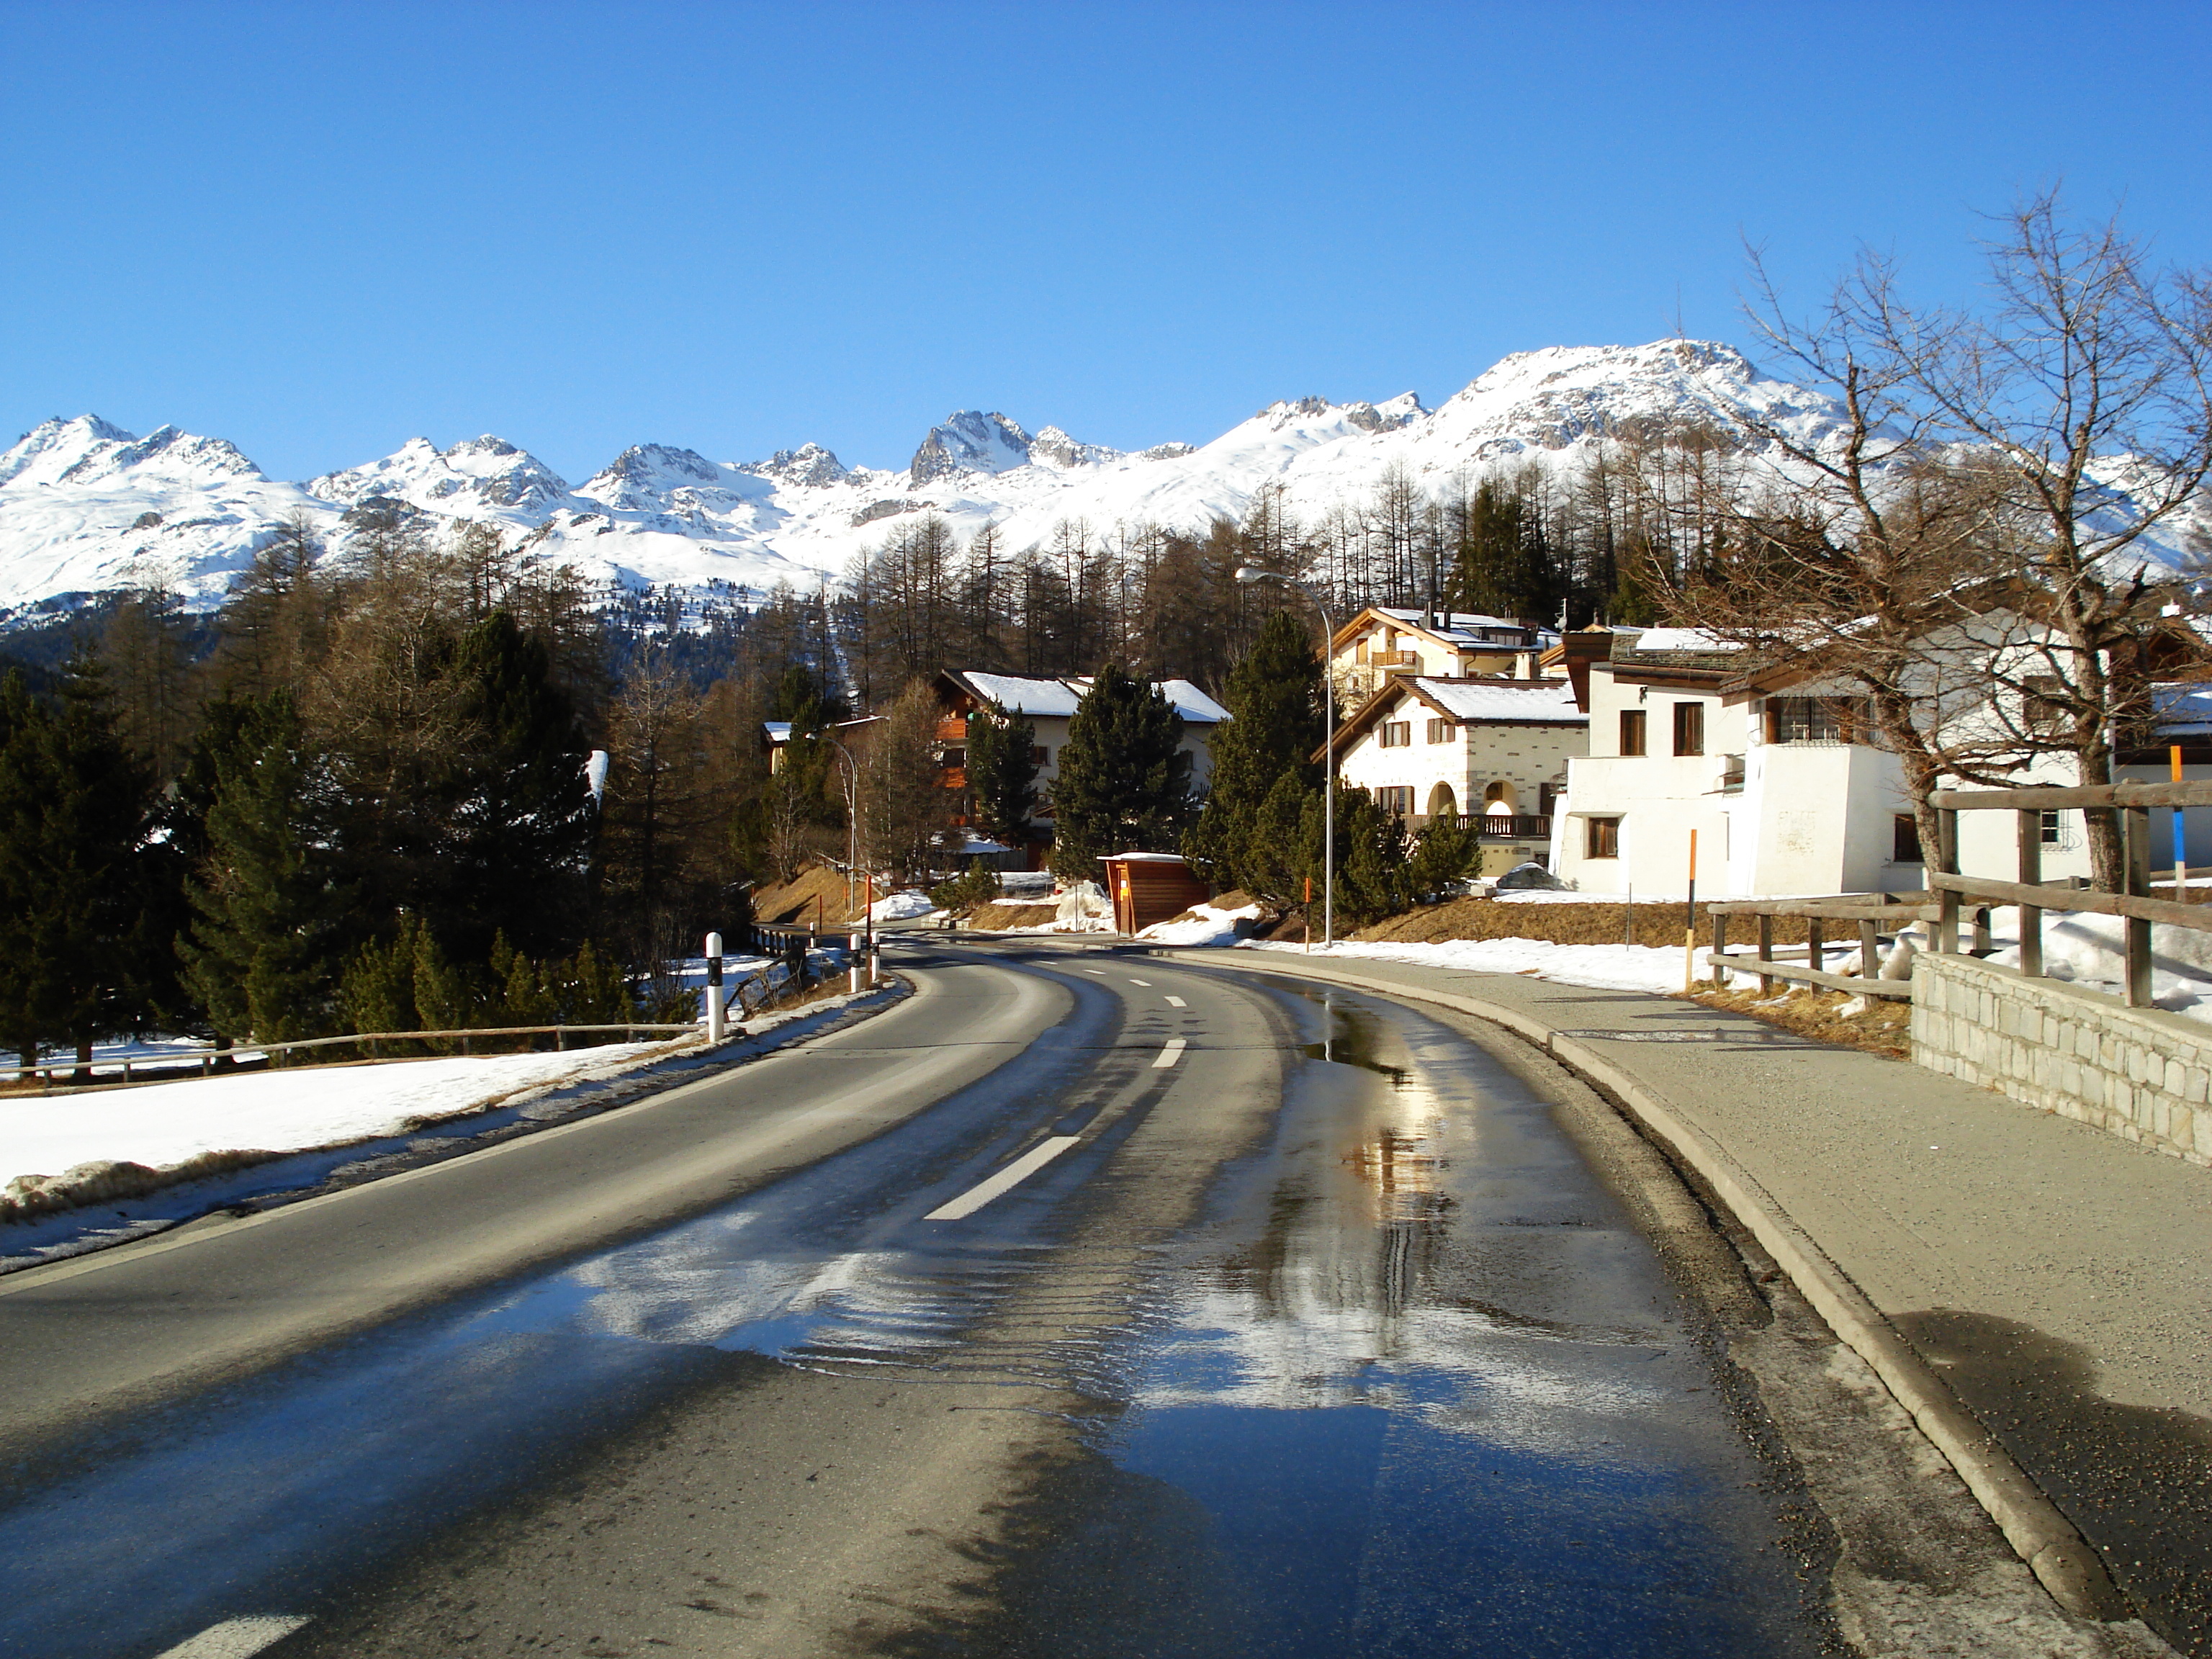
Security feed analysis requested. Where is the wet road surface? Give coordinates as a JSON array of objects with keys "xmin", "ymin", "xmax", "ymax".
[{"xmin": 0, "ymin": 943, "xmax": 1838, "ymax": 1658}]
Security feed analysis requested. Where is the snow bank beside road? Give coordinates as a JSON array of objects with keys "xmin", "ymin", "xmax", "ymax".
[
  {"xmin": 870, "ymin": 890, "xmax": 937, "ymax": 922},
  {"xmin": 1246, "ymin": 936, "xmax": 1718, "ymax": 994},
  {"xmin": 1138, "ymin": 902, "xmax": 1263, "ymax": 946},
  {"xmin": 1, "ymin": 1043, "xmax": 665, "ymax": 1188}
]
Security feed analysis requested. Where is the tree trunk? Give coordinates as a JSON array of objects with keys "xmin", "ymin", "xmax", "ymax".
[{"xmin": 72, "ymin": 1038, "xmax": 91, "ymax": 1085}]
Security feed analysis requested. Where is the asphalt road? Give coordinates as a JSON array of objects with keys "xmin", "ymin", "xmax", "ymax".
[{"xmin": 0, "ymin": 940, "xmax": 2136, "ymax": 1659}]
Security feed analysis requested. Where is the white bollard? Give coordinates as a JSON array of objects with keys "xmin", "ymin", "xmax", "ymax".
[
  {"xmin": 705, "ymin": 931, "xmax": 726, "ymax": 1042},
  {"xmin": 848, "ymin": 932, "xmax": 863, "ymax": 994}
]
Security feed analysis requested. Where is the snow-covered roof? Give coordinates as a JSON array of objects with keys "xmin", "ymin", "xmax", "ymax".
[
  {"xmin": 762, "ymin": 721, "xmax": 793, "ymax": 743},
  {"xmin": 1618, "ymin": 627, "xmax": 1745, "ymax": 654},
  {"xmin": 2154, "ymin": 683, "xmax": 2212, "ymax": 736},
  {"xmin": 1367, "ymin": 606, "xmax": 1536, "ymax": 647},
  {"xmin": 1158, "ymin": 679, "xmax": 1230, "ymax": 724},
  {"xmin": 1413, "ymin": 677, "xmax": 1587, "ymax": 724},
  {"xmin": 964, "ymin": 673, "xmax": 1084, "ymax": 717},
  {"xmin": 961, "ymin": 672, "xmax": 1228, "ymax": 724}
]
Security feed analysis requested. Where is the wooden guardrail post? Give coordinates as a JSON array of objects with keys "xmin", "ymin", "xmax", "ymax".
[
  {"xmin": 1757, "ymin": 914, "xmax": 1774, "ymax": 994},
  {"xmin": 1807, "ymin": 917, "xmax": 1825, "ymax": 976},
  {"xmin": 2124, "ymin": 804, "xmax": 2154, "ymax": 1007},
  {"xmin": 1858, "ymin": 918, "xmax": 1881, "ymax": 979},
  {"xmin": 1709, "ymin": 910, "xmax": 1727, "ymax": 988},
  {"xmin": 2017, "ymin": 808, "xmax": 2044, "ymax": 978}
]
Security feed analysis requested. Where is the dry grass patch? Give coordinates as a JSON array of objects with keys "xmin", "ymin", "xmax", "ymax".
[
  {"xmin": 755, "ymin": 863, "xmax": 867, "ymax": 926},
  {"xmin": 964, "ymin": 898, "xmax": 1059, "ymax": 930},
  {"xmin": 1684, "ymin": 984, "xmax": 1910, "ymax": 1057},
  {"xmin": 1354, "ymin": 898, "xmax": 1824, "ymax": 949}
]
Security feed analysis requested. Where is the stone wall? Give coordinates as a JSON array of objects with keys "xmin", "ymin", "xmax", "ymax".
[{"xmin": 1911, "ymin": 952, "xmax": 2212, "ymax": 1166}]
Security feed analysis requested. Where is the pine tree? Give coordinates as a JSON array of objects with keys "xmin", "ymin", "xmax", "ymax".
[
  {"xmin": 1048, "ymin": 664, "xmax": 1194, "ymax": 883},
  {"xmin": 441, "ymin": 610, "xmax": 595, "ymax": 957},
  {"xmin": 1448, "ymin": 482, "xmax": 1557, "ymax": 621},
  {"xmin": 179, "ymin": 691, "xmax": 348, "ymax": 1046},
  {"xmin": 1182, "ymin": 611, "xmax": 1322, "ymax": 892},
  {"xmin": 0, "ymin": 662, "xmax": 157, "ymax": 1071},
  {"xmin": 1305, "ymin": 785, "xmax": 1410, "ymax": 926},
  {"xmin": 964, "ymin": 704, "xmax": 1038, "ymax": 845}
]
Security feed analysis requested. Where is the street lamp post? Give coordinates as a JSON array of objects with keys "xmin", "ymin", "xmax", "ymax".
[
  {"xmin": 824, "ymin": 735, "xmax": 869, "ymax": 960},
  {"xmin": 1233, "ymin": 566, "xmax": 1336, "ymax": 947}
]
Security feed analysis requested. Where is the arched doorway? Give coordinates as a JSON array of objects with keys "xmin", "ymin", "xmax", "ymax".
[{"xmin": 1427, "ymin": 783, "xmax": 1458, "ymax": 822}]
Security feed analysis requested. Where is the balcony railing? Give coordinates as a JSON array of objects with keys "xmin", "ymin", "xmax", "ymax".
[
  {"xmin": 1367, "ymin": 649, "xmax": 1420, "ymax": 669},
  {"xmin": 1473, "ymin": 814, "xmax": 1551, "ymax": 839}
]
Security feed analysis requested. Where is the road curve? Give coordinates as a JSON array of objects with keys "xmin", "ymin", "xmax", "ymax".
[{"xmin": 0, "ymin": 955, "xmax": 1067, "ymax": 1465}]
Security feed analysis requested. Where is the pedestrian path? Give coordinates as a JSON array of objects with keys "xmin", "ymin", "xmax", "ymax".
[{"xmin": 1169, "ymin": 946, "xmax": 2212, "ymax": 1649}]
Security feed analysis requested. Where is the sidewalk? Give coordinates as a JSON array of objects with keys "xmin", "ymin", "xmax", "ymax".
[{"xmin": 1167, "ymin": 945, "xmax": 2212, "ymax": 1647}]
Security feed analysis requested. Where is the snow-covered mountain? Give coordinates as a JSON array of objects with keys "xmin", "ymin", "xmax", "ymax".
[{"xmin": 2, "ymin": 338, "xmax": 2197, "ymax": 621}]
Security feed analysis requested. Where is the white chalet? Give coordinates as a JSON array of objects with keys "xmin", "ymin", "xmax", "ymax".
[
  {"xmin": 1549, "ymin": 628, "xmax": 1927, "ymax": 897},
  {"xmin": 1547, "ymin": 620, "xmax": 2212, "ymax": 897},
  {"xmin": 1332, "ymin": 675, "xmax": 1588, "ymax": 876},
  {"xmin": 1328, "ymin": 606, "xmax": 1560, "ymax": 709}
]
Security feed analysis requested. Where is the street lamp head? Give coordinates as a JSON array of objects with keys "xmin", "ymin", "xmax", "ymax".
[{"xmin": 1232, "ymin": 565, "xmax": 1275, "ymax": 585}]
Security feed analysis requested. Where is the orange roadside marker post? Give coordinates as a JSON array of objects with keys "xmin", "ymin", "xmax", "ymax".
[{"xmin": 1683, "ymin": 828, "xmax": 1699, "ymax": 994}]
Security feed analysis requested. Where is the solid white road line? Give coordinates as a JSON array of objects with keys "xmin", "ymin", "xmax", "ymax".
[
  {"xmin": 925, "ymin": 1136, "xmax": 1082, "ymax": 1221},
  {"xmin": 1152, "ymin": 1038, "xmax": 1187, "ymax": 1069},
  {"xmin": 1082, "ymin": 969, "xmax": 1108, "ymax": 976},
  {"xmin": 1128, "ymin": 978, "xmax": 1152, "ymax": 986},
  {"xmin": 1164, "ymin": 995, "xmax": 1187, "ymax": 1007},
  {"xmin": 154, "ymin": 1616, "xmax": 311, "ymax": 1659}
]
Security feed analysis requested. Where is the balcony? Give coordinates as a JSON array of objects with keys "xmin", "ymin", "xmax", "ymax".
[
  {"xmin": 1367, "ymin": 649, "xmax": 1420, "ymax": 670},
  {"xmin": 1474, "ymin": 814, "xmax": 1551, "ymax": 840}
]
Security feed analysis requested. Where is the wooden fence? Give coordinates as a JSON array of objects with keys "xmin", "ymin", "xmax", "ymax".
[
  {"xmin": 1704, "ymin": 894, "xmax": 1936, "ymax": 999},
  {"xmin": 1928, "ymin": 779, "xmax": 2212, "ymax": 1007}
]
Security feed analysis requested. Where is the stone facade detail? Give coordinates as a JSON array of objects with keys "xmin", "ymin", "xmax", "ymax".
[{"xmin": 1911, "ymin": 952, "xmax": 2212, "ymax": 1167}]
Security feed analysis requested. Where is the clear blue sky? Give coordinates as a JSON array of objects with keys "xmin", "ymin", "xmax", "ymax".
[{"xmin": 4, "ymin": 1, "xmax": 2209, "ymax": 485}]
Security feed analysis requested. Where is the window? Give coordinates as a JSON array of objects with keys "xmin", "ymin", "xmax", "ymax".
[
  {"xmin": 2023, "ymin": 677, "xmax": 2067, "ymax": 736},
  {"xmin": 1586, "ymin": 816, "xmax": 1622, "ymax": 859},
  {"xmin": 1893, "ymin": 814, "xmax": 1923, "ymax": 863},
  {"xmin": 1377, "ymin": 786, "xmax": 1415, "ymax": 817},
  {"xmin": 2041, "ymin": 808, "xmax": 2066, "ymax": 846},
  {"xmin": 1672, "ymin": 701, "xmax": 1704, "ymax": 756},
  {"xmin": 1619, "ymin": 709, "xmax": 1647, "ymax": 756},
  {"xmin": 1766, "ymin": 696, "xmax": 1870, "ymax": 745},
  {"xmin": 1426, "ymin": 718, "xmax": 1457, "ymax": 744},
  {"xmin": 1379, "ymin": 720, "xmax": 1412, "ymax": 747},
  {"xmin": 941, "ymin": 747, "xmax": 966, "ymax": 768},
  {"xmin": 1031, "ymin": 745, "xmax": 1049, "ymax": 765},
  {"xmin": 1354, "ymin": 640, "xmax": 1369, "ymax": 664}
]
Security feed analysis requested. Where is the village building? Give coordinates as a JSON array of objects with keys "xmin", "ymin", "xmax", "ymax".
[
  {"xmin": 1547, "ymin": 617, "xmax": 2212, "ymax": 897},
  {"xmin": 1327, "ymin": 606, "xmax": 1560, "ymax": 709},
  {"xmin": 1329, "ymin": 675, "xmax": 1588, "ymax": 876},
  {"xmin": 932, "ymin": 671, "xmax": 1229, "ymax": 798}
]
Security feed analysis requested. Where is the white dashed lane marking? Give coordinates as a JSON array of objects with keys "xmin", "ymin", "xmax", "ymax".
[
  {"xmin": 154, "ymin": 1617, "xmax": 312, "ymax": 1659},
  {"xmin": 1128, "ymin": 978, "xmax": 1151, "ymax": 986},
  {"xmin": 925, "ymin": 1136, "xmax": 1083, "ymax": 1221},
  {"xmin": 1152, "ymin": 1038, "xmax": 1187, "ymax": 1069},
  {"xmin": 1164, "ymin": 995, "xmax": 1187, "ymax": 1007}
]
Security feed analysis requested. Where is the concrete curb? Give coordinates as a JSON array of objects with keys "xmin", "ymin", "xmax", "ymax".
[{"xmin": 1161, "ymin": 947, "xmax": 2128, "ymax": 1622}]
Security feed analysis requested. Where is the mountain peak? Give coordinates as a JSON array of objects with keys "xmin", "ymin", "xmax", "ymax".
[
  {"xmin": 310, "ymin": 435, "xmax": 567, "ymax": 518},
  {"xmin": 747, "ymin": 443, "xmax": 848, "ymax": 487},
  {"xmin": 909, "ymin": 411, "xmax": 1035, "ymax": 485}
]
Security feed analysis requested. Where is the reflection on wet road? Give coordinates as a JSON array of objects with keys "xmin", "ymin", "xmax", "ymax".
[
  {"xmin": 0, "ymin": 953, "xmax": 1831, "ymax": 1658},
  {"xmin": 967, "ymin": 981, "xmax": 1829, "ymax": 1657}
]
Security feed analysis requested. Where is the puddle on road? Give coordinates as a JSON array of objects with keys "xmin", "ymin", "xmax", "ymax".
[{"xmin": 949, "ymin": 989, "xmax": 1833, "ymax": 1658}]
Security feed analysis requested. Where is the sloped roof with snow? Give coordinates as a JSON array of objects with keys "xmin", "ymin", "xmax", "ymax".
[
  {"xmin": 958, "ymin": 672, "xmax": 1228, "ymax": 724},
  {"xmin": 2154, "ymin": 683, "xmax": 2212, "ymax": 736},
  {"xmin": 1414, "ymin": 677, "xmax": 1587, "ymax": 724},
  {"xmin": 964, "ymin": 673, "xmax": 1084, "ymax": 716}
]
